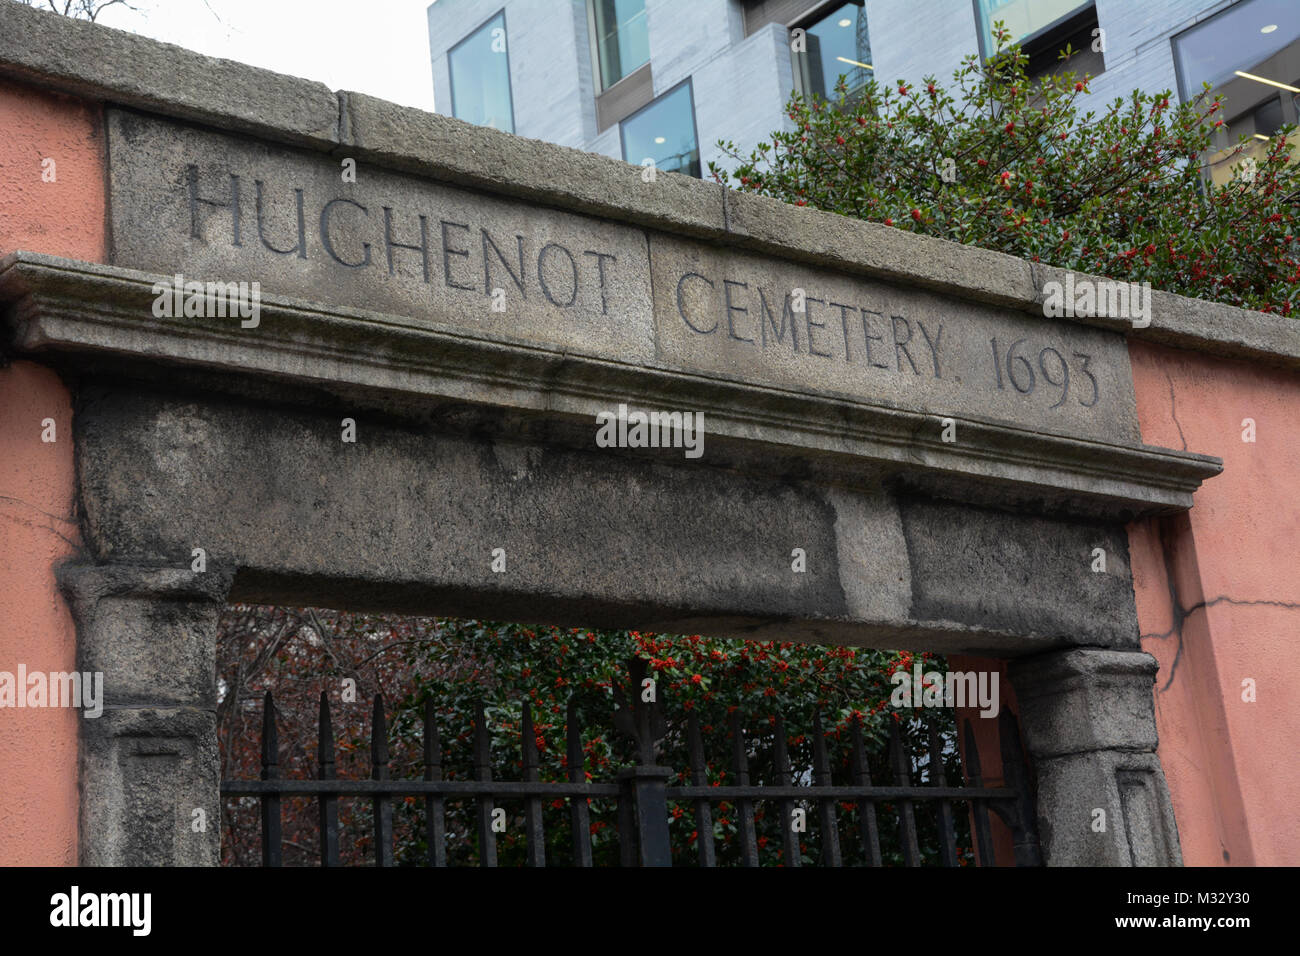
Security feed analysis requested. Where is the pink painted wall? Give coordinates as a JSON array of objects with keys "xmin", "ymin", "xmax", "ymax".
[
  {"xmin": 1128, "ymin": 340, "xmax": 1300, "ymax": 866},
  {"xmin": 0, "ymin": 82, "xmax": 105, "ymax": 262},
  {"xmin": 0, "ymin": 79, "xmax": 105, "ymax": 865}
]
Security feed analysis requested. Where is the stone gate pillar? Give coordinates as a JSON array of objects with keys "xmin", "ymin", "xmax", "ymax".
[
  {"xmin": 1010, "ymin": 648, "xmax": 1182, "ymax": 866},
  {"xmin": 57, "ymin": 563, "xmax": 232, "ymax": 866}
]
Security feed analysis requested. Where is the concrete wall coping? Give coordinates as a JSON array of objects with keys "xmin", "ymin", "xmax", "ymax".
[{"xmin": 0, "ymin": 1, "xmax": 1294, "ymax": 369}]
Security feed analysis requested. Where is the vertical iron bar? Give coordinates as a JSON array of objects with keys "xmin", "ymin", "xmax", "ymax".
[
  {"xmin": 521, "ymin": 700, "xmax": 546, "ymax": 866},
  {"xmin": 371, "ymin": 693, "xmax": 393, "ymax": 867},
  {"xmin": 849, "ymin": 715, "xmax": 883, "ymax": 867},
  {"xmin": 317, "ymin": 691, "xmax": 339, "ymax": 867},
  {"xmin": 928, "ymin": 723, "xmax": 959, "ymax": 867},
  {"xmin": 687, "ymin": 713, "xmax": 716, "ymax": 867},
  {"xmin": 260, "ymin": 690, "xmax": 282, "ymax": 868},
  {"xmin": 423, "ymin": 697, "xmax": 446, "ymax": 867},
  {"xmin": 617, "ymin": 786, "xmax": 637, "ymax": 867},
  {"xmin": 566, "ymin": 698, "xmax": 593, "ymax": 867},
  {"xmin": 889, "ymin": 718, "xmax": 922, "ymax": 866},
  {"xmin": 772, "ymin": 713, "xmax": 800, "ymax": 867},
  {"xmin": 963, "ymin": 719, "xmax": 996, "ymax": 868},
  {"xmin": 811, "ymin": 712, "xmax": 842, "ymax": 866},
  {"xmin": 998, "ymin": 709, "xmax": 1043, "ymax": 867},
  {"xmin": 474, "ymin": 700, "xmax": 497, "ymax": 867},
  {"xmin": 729, "ymin": 710, "xmax": 759, "ymax": 867}
]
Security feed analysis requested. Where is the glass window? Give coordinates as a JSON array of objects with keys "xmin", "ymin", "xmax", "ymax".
[
  {"xmin": 449, "ymin": 11, "xmax": 514, "ymax": 133},
  {"xmin": 1172, "ymin": 0, "xmax": 1300, "ymax": 100},
  {"xmin": 591, "ymin": 0, "xmax": 651, "ymax": 90},
  {"xmin": 1254, "ymin": 95, "xmax": 1285, "ymax": 137},
  {"xmin": 794, "ymin": 2, "xmax": 872, "ymax": 101},
  {"xmin": 975, "ymin": 0, "xmax": 1091, "ymax": 53},
  {"xmin": 620, "ymin": 81, "xmax": 700, "ymax": 178}
]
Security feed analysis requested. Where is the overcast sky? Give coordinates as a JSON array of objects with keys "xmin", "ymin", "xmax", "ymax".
[{"xmin": 88, "ymin": 0, "xmax": 438, "ymax": 112}]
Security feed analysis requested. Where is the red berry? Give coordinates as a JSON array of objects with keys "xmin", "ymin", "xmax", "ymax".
[
  {"xmin": 1075, "ymin": 82, "xmax": 1084, "ymax": 92},
  {"xmin": 1004, "ymin": 121, "xmax": 1015, "ymax": 133},
  {"xmin": 836, "ymin": 135, "xmax": 845, "ymax": 145},
  {"xmin": 884, "ymin": 218, "xmax": 894, "ymax": 226},
  {"xmin": 911, "ymin": 208, "xmax": 921, "ymax": 221}
]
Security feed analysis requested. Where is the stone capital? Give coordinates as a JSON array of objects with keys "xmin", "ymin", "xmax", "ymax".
[
  {"xmin": 1010, "ymin": 647, "xmax": 1182, "ymax": 866},
  {"xmin": 57, "ymin": 561, "xmax": 231, "ymax": 866}
]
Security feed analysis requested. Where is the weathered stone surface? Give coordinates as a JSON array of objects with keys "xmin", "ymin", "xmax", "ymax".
[
  {"xmin": 58, "ymin": 563, "xmax": 232, "ymax": 709},
  {"xmin": 1, "ymin": 253, "xmax": 1222, "ymax": 519},
  {"xmin": 79, "ymin": 707, "xmax": 221, "ymax": 867},
  {"xmin": 1010, "ymin": 648, "xmax": 1160, "ymax": 754},
  {"xmin": 343, "ymin": 91, "xmax": 728, "ymax": 237},
  {"xmin": 1026, "ymin": 750, "xmax": 1183, "ymax": 866},
  {"xmin": 108, "ymin": 110, "xmax": 656, "ymax": 365},
  {"xmin": 107, "ymin": 110, "xmax": 1141, "ymax": 444},
  {"xmin": 1010, "ymin": 648, "xmax": 1182, "ymax": 866},
  {"xmin": 58, "ymin": 563, "xmax": 231, "ymax": 867},
  {"xmin": 651, "ymin": 232, "xmax": 1140, "ymax": 443},
  {"xmin": 74, "ymin": 382, "xmax": 853, "ymax": 630},
  {"xmin": 0, "ymin": 2, "xmax": 337, "ymax": 148},
  {"xmin": 1142, "ymin": 286, "xmax": 1300, "ymax": 369},
  {"xmin": 69, "ymin": 383, "xmax": 1139, "ymax": 656},
  {"xmin": 724, "ymin": 189, "xmax": 1038, "ymax": 310},
  {"xmin": 899, "ymin": 498, "xmax": 1139, "ymax": 648}
]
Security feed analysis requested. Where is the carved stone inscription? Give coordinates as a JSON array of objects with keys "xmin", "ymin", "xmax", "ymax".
[
  {"xmin": 107, "ymin": 109, "xmax": 656, "ymax": 364},
  {"xmin": 107, "ymin": 111, "xmax": 1139, "ymax": 443},
  {"xmin": 651, "ymin": 234, "xmax": 1138, "ymax": 442}
]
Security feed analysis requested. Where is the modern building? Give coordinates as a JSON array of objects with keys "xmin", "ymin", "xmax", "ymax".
[{"xmin": 427, "ymin": 0, "xmax": 1300, "ymax": 181}]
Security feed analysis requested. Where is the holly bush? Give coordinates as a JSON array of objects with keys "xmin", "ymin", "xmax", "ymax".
[{"xmin": 709, "ymin": 22, "xmax": 1300, "ymax": 317}]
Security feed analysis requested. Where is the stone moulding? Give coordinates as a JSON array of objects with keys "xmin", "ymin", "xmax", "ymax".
[{"xmin": 0, "ymin": 251, "xmax": 1221, "ymax": 517}]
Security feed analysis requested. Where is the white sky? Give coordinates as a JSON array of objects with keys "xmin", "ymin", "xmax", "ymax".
[{"xmin": 87, "ymin": 0, "xmax": 437, "ymax": 112}]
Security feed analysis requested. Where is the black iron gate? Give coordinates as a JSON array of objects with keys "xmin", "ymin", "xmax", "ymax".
[{"xmin": 221, "ymin": 658, "xmax": 1042, "ymax": 866}]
